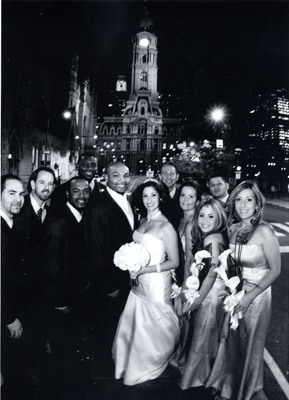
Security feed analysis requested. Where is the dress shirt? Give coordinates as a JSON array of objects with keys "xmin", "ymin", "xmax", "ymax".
[
  {"xmin": 66, "ymin": 202, "xmax": 82, "ymax": 223},
  {"xmin": 169, "ymin": 186, "xmax": 177, "ymax": 199},
  {"xmin": 219, "ymin": 193, "xmax": 229, "ymax": 204},
  {"xmin": 106, "ymin": 186, "xmax": 134, "ymax": 230},
  {"xmin": 0, "ymin": 210, "xmax": 13, "ymax": 228},
  {"xmin": 90, "ymin": 179, "xmax": 96, "ymax": 192},
  {"xmin": 30, "ymin": 194, "xmax": 46, "ymax": 222}
]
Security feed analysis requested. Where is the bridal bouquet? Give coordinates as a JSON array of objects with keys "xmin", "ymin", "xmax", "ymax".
[
  {"xmin": 214, "ymin": 249, "xmax": 245, "ymax": 330},
  {"xmin": 114, "ymin": 242, "xmax": 151, "ymax": 286}
]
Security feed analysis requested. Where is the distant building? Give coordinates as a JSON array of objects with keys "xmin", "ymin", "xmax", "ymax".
[
  {"xmin": 1, "ymin": 58, "xmax": 69, "ymax": 185},
  {"xmin": 98, "ymin": 10, "xmax": 185, "ymax": 174},
  {"xmin": 245, "ymin": 88, "xmax": 289, "ymax": 186}
]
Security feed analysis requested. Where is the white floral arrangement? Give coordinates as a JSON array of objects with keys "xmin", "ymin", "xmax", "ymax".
[
  {"xmin": 214, "ymin": 249, "xmax": 245, "ymax": 330},
  {"xmin": 171, "ymin": 250, "xmax": 212, "ymax": 314},
  {"xmin": 114, "ymin": 242, "xmax": 150, "ymax": 273}
]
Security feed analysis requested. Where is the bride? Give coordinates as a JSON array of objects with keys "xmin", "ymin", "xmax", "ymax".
[{"xmin": 112, "ymin": 180, "xmax": 180, "ymax": 386}]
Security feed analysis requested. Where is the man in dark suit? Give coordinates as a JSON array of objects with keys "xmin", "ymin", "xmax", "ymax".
[
  {"xmin": 50, "ymin": 152, "xmax": 104, "ymax": 213},
  {"xmin": 208, "ymin": 174, "xmax": 230, "ymax": 205},
  {"xmin": 1, "ymin": 174, "xmax": 26, "ymax": 394},
  {"xmin": 158, "ymin": 162, "xmax": 182, "ymax": 229},
  {"xmin": 82, "ymin": 162, "xmax": 135, "ymax": 353},
  {"xmin": 42, "ymin": 177, "xmax": 91, "ymax": 368},
  {"xmin": 13, "ymin": 167, "xmax": 56, "ymax": 367}
]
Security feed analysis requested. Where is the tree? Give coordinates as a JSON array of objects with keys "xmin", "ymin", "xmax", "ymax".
[{"xmin": 174, "ymin": 141, "xmax": 235, "ymax": 181}]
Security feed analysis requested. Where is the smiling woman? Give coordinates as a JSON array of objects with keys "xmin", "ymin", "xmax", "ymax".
[
  {"xmin": 112, "ymin": 180, "xmax": 180, "ymax": 386},
  {"xmin": 206, "ymin": 181, "xmax": 281, "ymax": 400}
]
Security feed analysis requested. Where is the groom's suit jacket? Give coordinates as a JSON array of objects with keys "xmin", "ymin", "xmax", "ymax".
[{"xmin": 82, "ymin": 189, "xmax": 137, "ymax": 296}]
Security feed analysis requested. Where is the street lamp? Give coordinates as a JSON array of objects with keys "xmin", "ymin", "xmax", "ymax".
[{"xmin": 205, "ymin": 104, "xmax": 230, "ymax": 138}]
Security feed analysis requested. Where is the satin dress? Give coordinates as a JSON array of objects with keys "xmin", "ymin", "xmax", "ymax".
[
  {"xmin": 178, "ymin": 242, "xmax": 227, "ymax": 389},
  {"xmin": 112, "ymin": 231, "xmax": 180, "ymax": 386},
  {"xmin": 206, "ymin": 244, "xmax": 272, "ymax": 400}
]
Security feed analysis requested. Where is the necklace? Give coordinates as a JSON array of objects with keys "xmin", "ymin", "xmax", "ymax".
[{"xmin": 147, "ymin": 210, "xmax": 161, "ymax": 222}]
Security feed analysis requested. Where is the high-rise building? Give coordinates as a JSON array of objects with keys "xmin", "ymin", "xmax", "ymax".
[
  {"xmin": 97, "ymin": 9, "xmax": 184, "ymax": 174},
  {"xmin": 245, "ymin": 88, "xmax": 289, "ymax": 182}
]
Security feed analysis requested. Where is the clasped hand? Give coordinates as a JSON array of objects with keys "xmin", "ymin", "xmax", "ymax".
[
  {"xmin": 7, "ymin": 318, "xmax": 23, "ymax": 339},
  {"xmin": 234, "ymin": 294, "xmax": 251, "ymax": 316},
  {"xmin": 130, "ymin": 270, "xmax": 141, "ymax": 279}
]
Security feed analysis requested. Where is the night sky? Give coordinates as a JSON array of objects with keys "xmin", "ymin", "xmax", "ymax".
[{"xmin": 2, "ymin": 0, "xmax": 289, "ymax": 143}]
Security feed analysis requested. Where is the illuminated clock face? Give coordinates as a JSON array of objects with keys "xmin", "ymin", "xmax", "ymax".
[{"xmin": 139, "ymin": 38, "xmax": 149, "ymax": 47}]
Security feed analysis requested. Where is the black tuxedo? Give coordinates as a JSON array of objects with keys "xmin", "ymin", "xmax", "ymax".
[
  {"xmin": 50, "ymin": 178, "xmax": 104, "ymax": 214},
  {"xmin": 1, "ymin": 217, "xmax": 28, "ymax": 390},
  {"xmin": 82, "ymin": 189, "xmax": 136, "ymax": 354},
  {"xmin": 160, "ymin": 184, "xmax": 182, "ymax": 230},
  {"xmin": 42, "ymin": 205, "xmax": 89, "ymax": 309},
  {"xmin": 83, "ymin": 189, "xmax": 136, "ymax": 296},
  {"xmin": 13, "ymin": 194, "xmax": 49, "ymax": 291},
  {"xmin": 1, "ymin": 217, "xmax": 25, "ymax": 327},
  {"xmin": 13, "ymin": 195, "xmax": 50, "ymax": 359},
  {"xmin": 41, "ymin": 205, "xmax": 90, "ymax": 358}
]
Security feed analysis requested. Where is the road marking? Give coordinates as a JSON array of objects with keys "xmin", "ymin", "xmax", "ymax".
[
  {"xmin": 280, "ymin": 246, "xmax": 289, "ymax": 253},
  {"xmin": 275, "ymin": 231, "xmax": 286, "ymax": 237},
  {"xmin": 271, "ymin": 223, "xmax": 289, "ymax": 234},
  {"xmin": 264, "ymin": 348, "xmax": 289, "ymax": 399}
]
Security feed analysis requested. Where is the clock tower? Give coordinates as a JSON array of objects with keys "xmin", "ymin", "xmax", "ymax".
[
  {"xmin": 130, "ymin": 28, "xmax": 158, "ymax": 101},
  {"xmin": 98, "ymin": 7, "xmax": 184, "ymax": 174}
]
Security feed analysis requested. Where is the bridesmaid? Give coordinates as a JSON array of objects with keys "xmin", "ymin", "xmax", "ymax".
[
  {"xmin": 178, "ymin": 198, "xmax": 228, "ymax": 389},
  {"xmin": 178, "ymin": 181, "xmax": 202, "ymax": 258},
  {"xmin": 207, "ymin": 181, "xmax": 281, "ymax": 400}
]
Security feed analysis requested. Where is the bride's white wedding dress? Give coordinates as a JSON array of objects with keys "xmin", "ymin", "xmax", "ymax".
[{"xmin": 112, "ymin": 230, "xmax": 180, "ymax": 386}]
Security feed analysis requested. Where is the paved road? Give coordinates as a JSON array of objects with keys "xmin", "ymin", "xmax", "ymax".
[
  {"xmin": 5, "ymin": 180, "xmax": 288, "ymax": 400},
  {"xmin": 262, "ymin": 203, "xmax": 289, "ymax": 400}
]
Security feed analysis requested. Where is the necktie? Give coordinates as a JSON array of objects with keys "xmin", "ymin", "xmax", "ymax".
[{"xmin": 37, "ymin": 208, "xmax": 43, "ymax": 222}]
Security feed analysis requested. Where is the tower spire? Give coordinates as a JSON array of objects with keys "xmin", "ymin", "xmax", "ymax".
[{"xmin": 140, "ymin": 0, "xmax": 153, "ymax": 31}]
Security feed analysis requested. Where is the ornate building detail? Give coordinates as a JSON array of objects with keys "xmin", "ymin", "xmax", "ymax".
[{"xmin": 99, "ymin": 10, "xmax": 184, "ymax": 174}]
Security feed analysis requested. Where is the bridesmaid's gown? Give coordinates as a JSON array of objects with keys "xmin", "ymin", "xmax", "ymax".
[
  {"xmin": 112, "ymin": 231, "xmax": 180, "ymax": 386},
  {"xmin": 206, "ymin": 244, "xmax": 272, "ymax": 400}
]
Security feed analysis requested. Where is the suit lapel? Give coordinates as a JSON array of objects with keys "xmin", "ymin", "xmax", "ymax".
[{"xmin": 104, "ymin": 190, "xmax": 134, "ymax": 231}]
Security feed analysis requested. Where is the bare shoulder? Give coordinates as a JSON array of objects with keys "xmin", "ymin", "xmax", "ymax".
[
  {"xmin": 161, "ymin": 220, "xmax": 177, "ymax": 238},
  {"xmin": 255, "ymin": 221, "xmax": 276, "ymax": 238},
  {"xmin": 203, "ymin": 232, "xmax": 224, "ymax": 246}
]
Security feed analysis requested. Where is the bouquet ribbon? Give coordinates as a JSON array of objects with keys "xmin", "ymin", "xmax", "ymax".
[
  {"xmin": 224, "ymin": 290, "xmax": 245, "ymax": 330},
  {"xmin": 171, "ymin": 283, "xmax": 182, "ymax": 299},
  {"xmin": 183, "ymin": 288, "xmax": 200, "ymax": 305},
  {"xmin": 214, "ymin": 265, "xmax": 240, "ymax": 293}
]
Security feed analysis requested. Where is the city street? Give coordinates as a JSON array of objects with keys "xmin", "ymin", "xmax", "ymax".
[
  {"xmin": 262, "ymin": 200, "xmax": 289, "ymax": 400},
  {"xmin": 5, "ymin": 186, "xmax": 288, "ymax": 400}
]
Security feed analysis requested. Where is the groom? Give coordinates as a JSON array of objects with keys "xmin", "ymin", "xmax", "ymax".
[{"xmin": 82, "ymin": 162, "xmax": 136, "ymax": 342}]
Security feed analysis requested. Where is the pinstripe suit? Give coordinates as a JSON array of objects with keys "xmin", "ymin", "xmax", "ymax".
[
  {"xmin": 42, "ymin": 205, "xmax": 89, "ymax": 309},
  {"xmin": 83, "ymin": 189, "xmax": 136, "ymax": 297}
]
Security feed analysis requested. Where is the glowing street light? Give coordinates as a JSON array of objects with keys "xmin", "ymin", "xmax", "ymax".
[
  {"xmin": 205, "ymin": 104, "xmax": 229, "ymax": 132},
  {"xmin": 211, "ymin": 108, "xmax": 224, "ymax": 121},
  {"xmin": 63, "ymin": 110, "xmax": 72, "ymax": 119}
]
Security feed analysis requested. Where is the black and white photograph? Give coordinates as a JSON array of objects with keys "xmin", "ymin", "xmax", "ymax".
[{"xmin": 1, "ymin": 0, "xmax": 289, "ymax": 399}]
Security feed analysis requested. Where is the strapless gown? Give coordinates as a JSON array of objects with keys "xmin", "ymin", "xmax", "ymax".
[
  {"xmin": 206, "ymin": 244, "xmax": 272, "ymax": 400},
  {"xmin": 112, "ymin": 231, "xmax": 180, "ymax": 386},
  {"xmin": 173, "ymin": 240, "xmax": 227, "ymax": 389}
]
